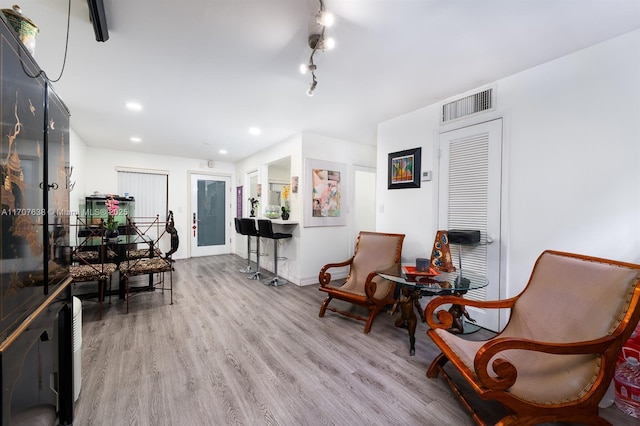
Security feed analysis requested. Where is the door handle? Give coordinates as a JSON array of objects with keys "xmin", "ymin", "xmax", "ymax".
[{"xmin": 486, "ymin": 236, "xmax": 495, "ymax": 244}]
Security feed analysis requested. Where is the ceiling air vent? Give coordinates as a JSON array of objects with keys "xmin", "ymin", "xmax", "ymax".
[{"xmin": 441, "ymin": 87, "xmax": 494, "ymax": 124}]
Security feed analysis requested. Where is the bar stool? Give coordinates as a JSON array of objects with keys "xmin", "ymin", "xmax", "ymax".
[
  {"xmin": 257, "ymin": 219, "xmax": 292, "ymax": 286},
  {"xmin": 241, "ymin": 218, "xmax": 261, "ymax": 280},
  {"xmin": 235, "ymin": 218, "xmax": 254, "ymax": 273}
]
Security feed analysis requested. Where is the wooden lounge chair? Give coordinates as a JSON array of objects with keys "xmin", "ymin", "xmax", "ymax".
[
  {"xmin": 318, "ymin": 231, "xmax": 405, "ymax": 333},
  {"xmin": 425, "ymin": 250, "xmax": 640, "ymax": 425}
]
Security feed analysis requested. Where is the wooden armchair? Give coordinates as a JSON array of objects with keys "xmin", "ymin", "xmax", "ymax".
[
  {"xmin": 424, "ymin": 250, "xmax": 640, "ymax": 425},
  {"xmin": 318, "ymin": 231, "xmax": 405, "ymax": 333}
]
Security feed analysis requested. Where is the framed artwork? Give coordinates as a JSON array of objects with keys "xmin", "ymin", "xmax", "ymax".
[
  {"xmin": 303, "ymin": 158, "xmax": 347, "ymax": 227},
  {"xmin": 388, "ymin": 147, "xmax": 421, "ymax": 189}
]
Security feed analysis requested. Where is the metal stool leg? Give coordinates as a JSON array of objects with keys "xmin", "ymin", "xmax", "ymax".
[
  {"xmin": 248, "ymin": 236, "xmax": 261, "ymax": 280},
  {"xmin": 265, "ymin": 238, "xmax": 287, "ymax": 286},
  {"xmin": 240, "ymin": 234, "xmax": 254, "ymax": 273}
]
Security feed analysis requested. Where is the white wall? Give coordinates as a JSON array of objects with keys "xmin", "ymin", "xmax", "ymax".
[
  {"xmin": 75, "ymin": 145, "xmax": 236, "ymax": 260},
  {"xmin": 234, "ymin": 134, "xmax": 302, "ymax": 278},
  {"xmin": 377, "ymin": 29, "xmax": 640, "ymax": 299},
  {"xmin": 298, "ymin": 133, "xmax": 377, "ymax": 284},
  {"xmin": 234, "ymin": 132, "xmax": 376, "ymax": 285}
]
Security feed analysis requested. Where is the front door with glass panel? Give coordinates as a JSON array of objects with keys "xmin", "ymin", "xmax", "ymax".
[{"xmin": 190, "ymin": 174, "xmax": 230, "ymax": 256}]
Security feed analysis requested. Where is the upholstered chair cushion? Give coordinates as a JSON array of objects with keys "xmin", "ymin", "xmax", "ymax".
[
  {"xmin": 70, "ymin": 263, "xmax": 117, "ymax": 282},
  {"xmin": 338, "ymin": 232, "xmax": 401, "ymax": 299}
]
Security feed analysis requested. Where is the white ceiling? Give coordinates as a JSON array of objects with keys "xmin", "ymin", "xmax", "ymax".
[{"xmin": 12, "ymin": 0, "xmax": 640, "ymax": 163}]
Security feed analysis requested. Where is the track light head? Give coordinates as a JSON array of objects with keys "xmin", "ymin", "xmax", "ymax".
[
  {"xmin": 308, "ymin": 34, "xmax": 335, "ymax": 51},
  {"xmin": 316, "ymin": 11, "xmax": 335, "ymax": 27},
  {"xmin": 323, "ymin": 37, "xmax": 335, "ymax": 50},
  {"xmin": 299, "ymin": 63, "xmax": 317, "ymax": 75},
  {"xmin": 306, "ymin": 78, "xmax": 318, "ymax": 97}
]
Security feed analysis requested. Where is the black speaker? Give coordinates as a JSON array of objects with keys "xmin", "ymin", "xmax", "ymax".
[
  {"xmin": 447, "ymin": 229, "xmax": 481, "ymax": 245},
  {"xmin": 87, "ymin": 0, "xmax": 109, "ymax": 42}
]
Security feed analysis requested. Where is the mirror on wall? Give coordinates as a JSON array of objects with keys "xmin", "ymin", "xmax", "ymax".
[
  {"xmin": 246, "ymin": 170, "xmax": 259, "ymax": 216},
  {"xmin": 267, "ymin": 157, "xmax": 291, "ymax": 210}
]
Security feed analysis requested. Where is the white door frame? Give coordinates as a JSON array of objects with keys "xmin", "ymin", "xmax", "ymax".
[{"xmin": 188, "ymin": 172, "xmax": 232, "ymax": 257}]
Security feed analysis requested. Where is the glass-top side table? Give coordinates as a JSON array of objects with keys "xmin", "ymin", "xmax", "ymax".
[{"xmin": 377, "ymin": 263, "xmax": 488, "ymax": 356}]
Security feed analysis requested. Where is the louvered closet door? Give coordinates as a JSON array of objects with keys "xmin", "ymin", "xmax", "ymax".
[{"xmin": 438, "ymin": 119, "xmax": 502, "ymax": 331}]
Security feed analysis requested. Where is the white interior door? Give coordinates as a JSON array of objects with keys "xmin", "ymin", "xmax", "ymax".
[
  {"xmin": 190, "ymin": 173, "xmax": 231, "ymax": 257},
  {"xmin": 438, "ymin": 119, "xmax": 503, "ymax": 331},
  {"xmin": 352, "ymin": 166, "xmax": 376, "ymax": 245}
]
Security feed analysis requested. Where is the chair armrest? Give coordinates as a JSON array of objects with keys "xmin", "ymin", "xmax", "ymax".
[
  {"xmin": 473, "ymin": 335, "xmax": 617, "ymax": 391},
  {"xmin": 363, "ymin": 270, "xmax": 395, "ymax": 300},
  {"xmin": 425, "ymin": 295, "xmax": 518, "ymax": 329},
  {"xmin": 319, "ymin": 257, "xmax": 354, "ymax": 286}
]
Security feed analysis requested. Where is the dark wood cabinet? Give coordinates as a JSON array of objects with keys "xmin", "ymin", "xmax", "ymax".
[{"xmin": 0, "ymin": 12, "xmax": 73, "ymax": 425}]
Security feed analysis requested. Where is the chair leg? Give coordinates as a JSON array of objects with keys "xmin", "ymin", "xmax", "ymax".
[
  {"xmin": 319, "ymin": 295, "xmax": 333, "ymax": 317},
  {"xmin": 125, "ymin": 276, "xmax": 130, "ymax": 314},
  {"xmin": 98, "ymin": 278, "xmax": 105, "ymax": 320},
  {"xmin": 426, "ymin": 352, "xmax": 449, "ymax": 378},
  {"xmin": 364, "ymin": 307, "xmax": 382, "ymax": 334}
]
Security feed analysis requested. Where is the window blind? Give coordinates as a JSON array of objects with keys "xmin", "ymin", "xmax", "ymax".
[{"xmin": 117, "ymin": 170, "xmax": 168, "ymax": 221}]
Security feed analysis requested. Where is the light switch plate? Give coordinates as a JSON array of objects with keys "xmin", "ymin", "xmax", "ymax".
[{"xmin": 421, "ymin": 170, "xmax": 432, "ymax": 181}]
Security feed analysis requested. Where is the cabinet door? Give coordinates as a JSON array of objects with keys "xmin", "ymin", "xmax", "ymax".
[
  {"xmin": 44, "ymin": 84, "xmax": 70, "ymax": 292},
  {"xmin": 0, "ymin": 19, "xmax": 48, "ymax": 339}
]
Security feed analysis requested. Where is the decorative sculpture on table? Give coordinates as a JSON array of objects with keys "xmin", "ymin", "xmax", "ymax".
[
  {"xmin": 281, "ymin": 206, "xmax": 290, "ymax": 220},
  {"xmin": 165, "ymin": 210, "xmax": 179, "ymax": 261},
  {"xmin": 390, "ymin": 286, "xmax": 422, "ymax": 355},
  {"xmin": 281, "ymin": 185, "xmax": 290, "ymax": 220},
  {"xmin": 248, "ymin": 197, "xmax": 259, "ymax": 217},
  {"xmin": 430, "ymin": 230, "xmax": 455, "ymax": 272},
  {"xmin": 446, "ymin": 289, "xmax": 476, "ymax": 334}
]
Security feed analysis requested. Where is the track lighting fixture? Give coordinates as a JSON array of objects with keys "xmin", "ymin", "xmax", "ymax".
[{"xmin": 300, "ymin": 0, "xmax": 335, "ymax": 96}]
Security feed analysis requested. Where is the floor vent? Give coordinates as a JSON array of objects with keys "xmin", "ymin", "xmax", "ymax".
[{"xmin": 441, "ymin": 87, "xmax": 494, "ymax": 124}]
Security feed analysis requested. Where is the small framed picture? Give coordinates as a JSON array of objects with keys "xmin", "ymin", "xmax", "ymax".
[{"xmin": 388, "ymin": 147, "xmax": 421, "ymax": 189}]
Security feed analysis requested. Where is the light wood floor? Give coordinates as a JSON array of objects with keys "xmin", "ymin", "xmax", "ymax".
[{"xmin": 73, "ymin": 255, "xmax": 636, "ymax": 425}]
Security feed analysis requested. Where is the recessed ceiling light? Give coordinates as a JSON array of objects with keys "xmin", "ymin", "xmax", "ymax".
[
  {"xmin": 126, "ymin": 102, "xmax": 142, "ymax": 111},
  {"xmin": 219, "ymin": 149, "xmax": 228, "ymax": 154},
  {"xmin": 249, "ymin": 127, "xmax": 261, "ymax": 136},
  {"xmin": 130, "ymin": 137, "xmax": 142, "ymax": 143}
]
